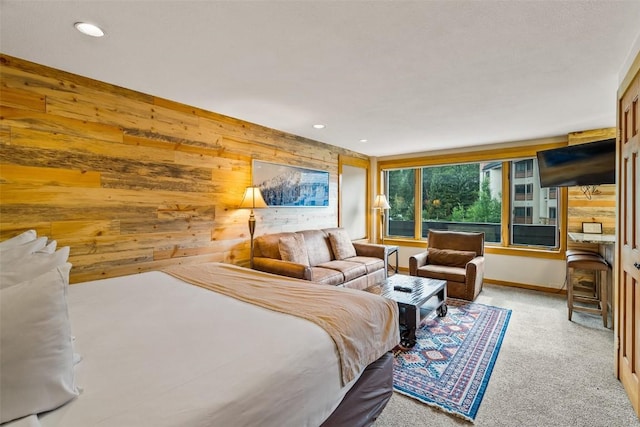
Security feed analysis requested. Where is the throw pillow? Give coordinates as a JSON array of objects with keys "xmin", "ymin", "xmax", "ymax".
[
  {"xmin": 278, "ymin": 234, "xmax": 310, "ymax": 266},
  {"xmin": 428, "ymin": 248, "xmax": 477, "ymax": 268},
  {"xmin": 328, "ymin": 229, "xmax": 357, "ymax": 260},
  {"xmin": 0, "ymin": 263, "xmax": 78, "ymax": 423}
]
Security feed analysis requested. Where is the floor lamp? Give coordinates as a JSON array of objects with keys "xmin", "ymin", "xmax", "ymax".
[
  {"xmin": 239, "ymin": 186, "xmax": 268, "ymax": 268},
  {"xmin": 373, "ymin": 194, "xmax": 390, "ymax": 244}
]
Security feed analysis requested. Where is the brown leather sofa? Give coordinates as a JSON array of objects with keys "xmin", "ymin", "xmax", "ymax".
[
  {"xmin": 409, "ymin": 230, "xmax": 485, "ymax": 301},
  {"xmin": 252, "ymin": 227, "xmax": 388, "ymax": 290}
]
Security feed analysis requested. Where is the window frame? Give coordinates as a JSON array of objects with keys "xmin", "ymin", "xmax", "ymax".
[{"xmin": 377, "ymin": 138, "xmax": 569, "ymax": 259}]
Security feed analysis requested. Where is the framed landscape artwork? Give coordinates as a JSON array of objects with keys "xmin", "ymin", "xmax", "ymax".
[{"xmin": 252, "ymin": 160, "xmax": 329, "ymax": 207}]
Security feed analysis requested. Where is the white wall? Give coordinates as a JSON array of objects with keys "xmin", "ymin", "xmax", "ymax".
[
  {"xmin": 619, "ymin": 28, "xmax": 640, "ymax": 84},
  {"xmin": 341, "ymin": 164, "xmax": 367, "ymax": 240}
]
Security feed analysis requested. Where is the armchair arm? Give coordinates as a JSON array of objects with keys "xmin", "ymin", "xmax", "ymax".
[
  {"xmin": 409, "ymin": 251, "xmax": 429, "ymax": 276},
  {"xmin": 352, "ymin": 242, "xmax": 387, "ymax": 259},
  {"xmin": 464, "ymin": 256, "xmax": 485, "ymax": 298},
  {"xmin": 252, "ymin": 257, "xmax": 312, "ymax": 280}
]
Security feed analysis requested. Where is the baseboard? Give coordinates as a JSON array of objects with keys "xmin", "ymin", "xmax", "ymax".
[
  {"xmin": 395, "ymin": 268, "xmax": 567, "ymax": 295},
  {"xmin": 484, "ymin": 278, "xmax": 566, "ymax": 295}
]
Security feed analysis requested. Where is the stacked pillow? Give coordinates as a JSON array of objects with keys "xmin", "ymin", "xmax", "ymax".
[{"xmin": 0, "ymin": 230, "xmax": 78, "ymax": 424}]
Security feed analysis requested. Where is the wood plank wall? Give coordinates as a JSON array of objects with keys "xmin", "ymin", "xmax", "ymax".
[
  {"xmin": 0, "ymin": 54, "xmax": 368, "ymax": 283},
  {"xmin": 566, "ymin": 128, "xmax": 617, "ymax": 245}
]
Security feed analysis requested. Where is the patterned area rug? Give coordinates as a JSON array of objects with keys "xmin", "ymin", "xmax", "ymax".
[{"xmin": 393, "ymin": 298, "xmax": 511, "ymax": 422}]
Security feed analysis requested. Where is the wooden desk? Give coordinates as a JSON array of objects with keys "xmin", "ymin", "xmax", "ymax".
[{"xmin": 568, "ymin": 232, "xmax": 615, "ymax": 245}]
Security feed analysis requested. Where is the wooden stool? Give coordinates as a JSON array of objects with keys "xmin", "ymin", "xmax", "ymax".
[
  {"xmin": 566, "ymin": 249, "xmax": 602, "ymax": 299},
  {"xmin": 566, "ymin": 252, "xmax": 610, "ymax": 327}
]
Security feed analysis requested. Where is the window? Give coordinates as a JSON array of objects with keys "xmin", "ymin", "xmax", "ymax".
[
  {"xmin": 380, "ymin": 149, "xmax": 563, "ymax": 251},
  {"xmin": 514, "ymin": 159, "xmax": 534, "ymax": 178},
  {"xmin": 386, "ymin": 169, "xmax": 415, "ymax": 238},
  {"xmin": 510, "ymin": 158, "xmax": 559, "ymax": 247},
  {"xmin": 514, "ymin": 183, "xmax": 533, "ymax": 200},
  {"xmin": 420, "ymin": 163, "xmax": 502, "ymax": 243}
]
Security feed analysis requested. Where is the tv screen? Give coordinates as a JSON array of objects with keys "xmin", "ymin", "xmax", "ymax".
[{"xmin": 536, "ymin": 138, "xmax": 616, "ymax": 188}]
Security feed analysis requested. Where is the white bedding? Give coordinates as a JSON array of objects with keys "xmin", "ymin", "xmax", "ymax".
[{"xmin": 33, "ymin": 271, "xmax": 359, "ymax": 427}]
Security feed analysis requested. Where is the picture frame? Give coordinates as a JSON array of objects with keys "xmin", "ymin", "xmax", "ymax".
[
  {"xmin": 582, "ymin": 222, "xmax": 603, "ymax": 234},
  {"xmin": 252, "ymin": 160, "xmax": 329, "ymax": 207}
]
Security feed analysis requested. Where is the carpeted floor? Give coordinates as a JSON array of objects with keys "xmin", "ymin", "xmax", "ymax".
[{"xmin": 375, "ymin": 284, "xmax": 640, "ymax": 426}]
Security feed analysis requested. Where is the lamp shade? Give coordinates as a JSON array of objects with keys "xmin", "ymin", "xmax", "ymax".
[
  {"xmin": 373, "ymin": 194, "xmax": 391, "ymax": 210},
  {"xmin": 239, "ymin": 186, "xmax": 268, "ymax": 209}
]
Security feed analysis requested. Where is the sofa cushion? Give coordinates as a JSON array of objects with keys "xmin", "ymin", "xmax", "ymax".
[
  {"xmin": 428, "ymin": 248, "xmax": 476, "ymax": 268},
  {"xmin": 317, "ymin": 260, "xmax": 367, "ymax": 282},
  {"xmin": 278, "ymin": 234, "xmax": 310, "ymax": 266},
  {"xmin": 345, "ymin": 256, "xmax": 385, "ymax": 274},
  {"xmin": 327, "ymin": 229, "xmax": 357, "ymax": 260},
  {"xmin": 308, "ymin": 267, "xmax": 344, "ymax": 286},
  {"xmin": 417, "ymin": 264, "xmax": 467, "ymax": 283},
  {"xmin": 300, "ymin": 230, "xmax": 334, "ymax": 266}
]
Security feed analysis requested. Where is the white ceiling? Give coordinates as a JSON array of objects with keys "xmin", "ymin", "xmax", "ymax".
[{"xmin": 2, "ymin": 1, "xmax": 640, "ymax": 157}]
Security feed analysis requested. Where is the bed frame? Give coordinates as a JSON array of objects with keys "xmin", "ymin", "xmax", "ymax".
[{"xmin": 321, "ymin": 352, "xmax": 394, "ymax": 426}]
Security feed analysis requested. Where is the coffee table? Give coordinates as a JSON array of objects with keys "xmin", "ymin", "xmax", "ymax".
[{"xmin": 366, "ymin": 275, "xmax": 447, "ymax": 348}]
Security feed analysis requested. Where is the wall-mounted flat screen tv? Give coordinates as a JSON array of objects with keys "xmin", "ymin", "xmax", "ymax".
[{"xmin": 536, "ymin": 138, "xmax": 616, "ymax": 188}]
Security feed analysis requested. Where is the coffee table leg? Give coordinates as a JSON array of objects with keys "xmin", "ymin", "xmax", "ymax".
[
  {"xmin": 400, "ymin": 305, "xmax": 418, "ymax": 348},
  {"xmin": 437, "ymin": 303, "xmax": 448, "ymax": 317}
]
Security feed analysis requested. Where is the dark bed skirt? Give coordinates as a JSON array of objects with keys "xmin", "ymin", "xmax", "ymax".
[{"xmin": 320, "ymin": 351, "xmax": 394, "ymax": 427}]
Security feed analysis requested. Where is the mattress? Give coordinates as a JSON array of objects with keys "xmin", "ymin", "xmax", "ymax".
[{"xmin": 33, "ymin": 270, "xmax": 362, "ymax": 427}]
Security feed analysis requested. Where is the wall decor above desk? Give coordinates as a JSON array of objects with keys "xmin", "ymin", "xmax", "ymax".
[{"xmin": 582, "ymin": 222, "xmax": 603, "ymax": 234}]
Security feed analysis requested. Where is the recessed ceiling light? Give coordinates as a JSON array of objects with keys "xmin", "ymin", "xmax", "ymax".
[
  {"xmin": 312, "ymin": 124, "xmax": 325, "ymax": 129},
  {"xmin": 74, "ymin": 22, "xmax": 105, "ymax": 37},
  {"xmin": 359, "ymin": 139, "xmax": 368, "ymax": 143}
]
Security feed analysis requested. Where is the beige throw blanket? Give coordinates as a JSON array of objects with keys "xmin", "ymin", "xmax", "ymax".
[{"xmin": 163, "ymin": 262, "xmax": 399, "ymax": 385}]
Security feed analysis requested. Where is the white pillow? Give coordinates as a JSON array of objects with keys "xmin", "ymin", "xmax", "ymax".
[
  {"xmin": 0, "ymin": 247, "xmax": 70, "ymax": 290},
  {"xmin": 0, "ymin": 230, "xmax": 37, "ymax": 250},
  {"xmin": 0, "ymin": 237, "xmax": 48, "ymax": 267},
  {"xmin": 0, "ymin": 263, "xmax": 78, "ymax": 423}
]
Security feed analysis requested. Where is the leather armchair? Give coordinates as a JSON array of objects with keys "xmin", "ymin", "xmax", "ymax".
[{"xmin": 409, "ymin": 230, "xmax": 485, "ymax": 301}]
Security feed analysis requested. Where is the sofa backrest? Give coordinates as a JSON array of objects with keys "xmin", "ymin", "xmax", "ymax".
[
  {"xmin": 300, "ymin": 229, "xmax": 334, "ymax": 266},
  {"xmin": 254, "ymin": 229, "xmax": 337, "ymax": 266},
  {"xmin": 427, "ymin": 230, "xmax": 485, "ymax": 256}
]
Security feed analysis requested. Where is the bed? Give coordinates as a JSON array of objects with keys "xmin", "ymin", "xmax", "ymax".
[{"xmin": 0, "ymin": 232, "xmax": 399, "ymax": 427}]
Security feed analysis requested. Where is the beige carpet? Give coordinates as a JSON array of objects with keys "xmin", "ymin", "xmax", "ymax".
[{"xmin": 375, "ymin": 284, "xmax": 640, "ymax": 426}]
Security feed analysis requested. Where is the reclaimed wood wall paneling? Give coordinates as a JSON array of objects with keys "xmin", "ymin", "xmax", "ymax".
[{"xmin": 0, "ymin": 54, "xmax": 367, "ymax": 283}]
